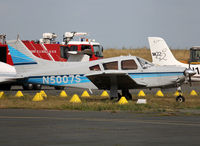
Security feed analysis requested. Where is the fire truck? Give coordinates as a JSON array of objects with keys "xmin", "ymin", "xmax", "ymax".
[
  {"xmin": 0, "ymin": 32, "xmax": 104, "ymax": 90},
  {"xmin": 21, "ymin": 32, "xmax": 103, "ymax": 63}
]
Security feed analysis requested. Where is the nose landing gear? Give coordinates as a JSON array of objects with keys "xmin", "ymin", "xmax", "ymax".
[
  {"xmin": 176, "ymin": 86, "xmax": 185, "ymax": 103},
  {"xmin": 176, "ymin": 95, "xmax": 185, "ymax": 102}
]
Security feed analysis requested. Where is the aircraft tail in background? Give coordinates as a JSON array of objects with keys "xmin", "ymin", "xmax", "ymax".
[{"xmin": 148, "ymin": 37, "xmax": 183, "ymax": 66}]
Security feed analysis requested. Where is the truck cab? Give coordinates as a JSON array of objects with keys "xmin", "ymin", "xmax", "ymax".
[
  {"xmin": 61, "ymin": 39, "xmax": 103, "ymax": 61},
  {"xmin": 60, "ymin": 32, "xmax": 103, "ymax": 61},
  {"xmin": 190, "ymin": 46, "xmax": 200, "ymax": 63}
]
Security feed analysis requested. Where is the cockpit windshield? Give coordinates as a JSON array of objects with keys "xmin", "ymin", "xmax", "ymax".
[
  {"xmin": 137, "ymin": 57, "xmax": 154, "ymax": 69},
  {"xmin": 93, "ymin": 45, "xmax": 103, "ymax": 57}
]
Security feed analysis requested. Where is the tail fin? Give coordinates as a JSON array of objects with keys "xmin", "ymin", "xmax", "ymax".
[
  {"xmin": 148, "ymin": 37, "xmax": 182, "ymax": 66},
  {"xmin": 7, "ymin": 45, "xmax": 37, "ymax": 65},
  {"xmin": 7, "ymin": 39, "xmax": 50, "ymax": 65},
  {"xmin": 7, "ymin": 39, "xmax": 49, "ymax": 74}
]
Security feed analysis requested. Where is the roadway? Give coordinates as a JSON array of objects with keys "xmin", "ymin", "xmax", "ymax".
[{"xmin": 0, "ymin": 109, "xmax": 200, "ymax": 146}]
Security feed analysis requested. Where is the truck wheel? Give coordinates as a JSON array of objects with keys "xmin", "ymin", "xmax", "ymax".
[
  {"xmin": 54, "ymin": 86, "xmax": 65, "ymax": 90},
  {"xmin": 23, "ymin": 84, "xmax": 33, "ymax": 90},
  {"xmin": 33, "ymin": 84, "xmax": 42, "ymax": 90}
]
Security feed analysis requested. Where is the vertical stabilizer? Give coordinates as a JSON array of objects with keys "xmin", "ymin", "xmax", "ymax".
[
  {"xmin": 148, "ymin": 37, "xmax": 182, "ymax": 66},
  {"xmin": 7, "ymin": 39, "xmax": 51, "ymax": 74}
]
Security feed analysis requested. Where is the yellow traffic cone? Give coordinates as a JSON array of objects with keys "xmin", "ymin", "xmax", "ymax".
[
  {"xmin": 81, "ymin": 90, "xmax": 90, "ymax": 98},
  {"xmin": 101, "ymin": 90, "xmax": 109, "ymax": 97},
  {"xmin": 118, "ymin": 96, "xmax": 128, "ymax": 105},
  {"xmin": 190, "ymin": 90, "xmax": 198, "ymax": 96},
  {"xmin": 174, "ymin": 91, "xmax": 182, "ymax": 96},
  {"xmin": 60, "ymin": 90, "xmax": 67, "ymax": 98},
  {"xmin": 156, "ymin": 90, "xmax": 164, "ymax": 97},
  {"xmin": 32, "ymin": 93, "xmax": 44, "ymax": 101},
  {"xmin": 15, "ymin": 91, "xmax": 23, "ymax": 97},
  {"xmin": 40, "ymin": 90, "xmax": 47, "ymax": 98},
  {"xmin": 138, "ymin": 90, "xmax": 146, "ymax": 97},
  {"xmin": 70, "ymin": 94, "xmax": 81, "ymax": 103},
  {"xmin": 0, "ymin": 91, "xmax": 4, "ymax": 99}
]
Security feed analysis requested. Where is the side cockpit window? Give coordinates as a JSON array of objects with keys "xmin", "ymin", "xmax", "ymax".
[
  {"xmin": 103, "ymin": 61, "xmax": 118, "ymax": 70},
  {"xmin": 121, "ymin": 60, "xmax": 138, "ymax": 70},
  {"xmin": 89, "ymin": 65, "xmax": 101, "ymax": 71}
]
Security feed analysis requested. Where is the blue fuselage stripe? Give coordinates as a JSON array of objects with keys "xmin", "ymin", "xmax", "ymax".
[
  {"xmin": 26, "ymin": 72, "xmax": 183, "ymax": 85},
  {"xmin": 129, "ymin": 72, "xmax": 183, "ymax": 78}
]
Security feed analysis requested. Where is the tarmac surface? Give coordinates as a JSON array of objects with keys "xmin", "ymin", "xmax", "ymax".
[{"xmin": 0, "ymin": 109, "xmax": 200, "ymax": 146}]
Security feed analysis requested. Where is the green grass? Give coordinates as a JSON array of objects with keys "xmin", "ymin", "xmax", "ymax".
[{"xmin": 1, "ymin": 93, "xmax": 200, "ymax": 115}]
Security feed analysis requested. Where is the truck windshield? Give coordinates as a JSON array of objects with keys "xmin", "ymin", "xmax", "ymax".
[
  {"xmin": 191, "ymin": 50, "xmax": 200, "ymax": 62},
  {"xmin": 93, "ymin": 45, "xmax": 103, "ymax": 57}
]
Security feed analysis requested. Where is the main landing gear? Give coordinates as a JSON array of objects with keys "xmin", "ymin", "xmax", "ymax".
[
  {"xmin": 175, "ymin": 86, "xmax": 185, "ymax": 103},
  {"xmin": 121, "ymin": 89, "xmax": 132, "ymax": 100},
  {"xmin": 110, "ymin": 88, "xmax": 132, "ymax": 101}
]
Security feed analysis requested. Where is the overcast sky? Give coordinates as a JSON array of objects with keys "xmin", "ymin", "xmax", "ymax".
[{"xmin": 1, "ymin": 0, "xmax": 200, "ymax": 49}]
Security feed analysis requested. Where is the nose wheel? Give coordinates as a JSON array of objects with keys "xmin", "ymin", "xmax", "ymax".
[
  {"xmin": 176, "ymin": 95, "xmax": 185, "ymax": 103},
  {"xmin": 176, "ymin": 86, "xmax": 185, "ymax": 103}
]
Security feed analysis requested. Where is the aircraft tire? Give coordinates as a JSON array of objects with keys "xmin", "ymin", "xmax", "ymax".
[
  {"xmin": 33, "ymin": 84, "xmax": 42, "ymax": 90},
  {"xmin": 176, "ymin": 95, "xmax": 185, "ymax": 103},
  {"xmin": 23, "ymin": 84, "xmax": 33, "ymax": 90},
  {"xmin": 122, "ymin": 89, "xmax": 132, "ymax": 100}
]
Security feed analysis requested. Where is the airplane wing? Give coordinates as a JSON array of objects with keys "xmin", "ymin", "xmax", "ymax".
[
  {"xmin": 0, "ymin": 75, "xmax": 24, "ymax": 84},
  {"xmin": 86, "ymin": 71, "xmax": 146, "ymax": 90}
]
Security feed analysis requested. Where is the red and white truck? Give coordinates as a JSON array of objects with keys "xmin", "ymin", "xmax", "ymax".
[{"xmin": 0, "ymin": 32, "xmax": 104, "ymax": 90}]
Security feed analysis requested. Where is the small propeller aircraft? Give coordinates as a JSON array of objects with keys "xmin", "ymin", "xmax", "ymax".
[
  {"xmin": 148, "ymin": 37, "xmax": 200, "ymax": 84},
  {"xmin": 6, "ymin": 39, "xmax": 196, "ymax": 102},
  {"xmin": 0, "ymin": 61, "xmax": 17, "ymax": 89}
]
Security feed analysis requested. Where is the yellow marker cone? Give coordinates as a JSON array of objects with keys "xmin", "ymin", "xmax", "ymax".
[
  {"xmin": 0, "ymin": 91, "xmax": 4, "ymax": 99},
  {"xmin": 138, "ymin": 90, "xmax": 146, "ymax": 97},
  {"xmin": 60, "ymin": 90, "xmax": 67, "ymax": 98},
  {"xmin": 40, "ymin": 90, "xmax": 47, "ymax": 98},
  {"xmin": 118, "ymin": 96, "xmax": 128, "ymax": 105},
  {"xmin": 156, "ymin": 90, "xmax": 164, "ymax": 97},
  {"xmin": 81, "ymin": 90, "xmax": 90, "ymax": 98},
  {"xmin": 70, "ymin": 94, "xmax": 81, "ymax": 103},
  {"xmin": 101, "ymin": 90, "xmax": 109, "ymax": 97},
  {"xmin": 15, "ymin": 91, "xmax": 23, "ymax": 97},
  {"xmin": 174, "ymin": 91, "xmax": 182, "ymax": 96},
  {"xmin": 190, "ymin": 90, "xmax": 198, "ymax": 96},
  {"xmin": 32, "ymin": 93, "xmax": 44, "ymax": 101}
]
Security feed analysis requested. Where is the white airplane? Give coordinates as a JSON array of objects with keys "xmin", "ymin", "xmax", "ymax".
[
  {"xmin": 0, "ymin": 61, "xmax": 16, "ymax": 90},
  {"xmin": 148, "ymin": 37, "xmax": 200, "ymax": 82},
  {"xmin": 5, "ymin": 39, "xmax": 196, "ymax": 102}
]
